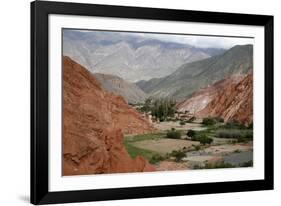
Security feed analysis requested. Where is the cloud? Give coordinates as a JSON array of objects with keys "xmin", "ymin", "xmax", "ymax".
[
  {"xmin": 133, "ymin": 32, "xmax": 253, "ymax": 49},
  {"xmin": 69, "ymin": 29, "xmax": 253, "ymax": 49}
]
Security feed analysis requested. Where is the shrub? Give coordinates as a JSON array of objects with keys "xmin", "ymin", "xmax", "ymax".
[
  {"xmin": 217, "ymin": 129, "xmax": 242, "ymax": 139},
  {"xmin": 193, "ymin": 145, "xmax": 201, "ymax": 151},
  {"xmin": 192, "ymin": 134, "xmax": 213, "ymax": 145},
  {"xmin": 187, "ymin": 129, "xmax": 196, "ymax": 138},
  {"xmin": 217, "ymin": 129, "xmax": 253, "ymax": 142},
  {"xmin": 202, "ymin": 117, "xmax": 217, "ymax": 126},
  {"xmin": 149, "ymin": 154, "xmax": 165, "ymax": 164},
  {"xmin": 179, "ymin": 121, "xmax": 186, "ymax": 125},
  {"xmin": 166, "ymin": 129, "xmax": 181, "ymax": 139},
  {"xmin": 224, "ymin": 120, "xmax": 247, "ymax": 129},
  {"xmin": 169, "ymin": 150, "xmax": 186, "ymax": 162}
]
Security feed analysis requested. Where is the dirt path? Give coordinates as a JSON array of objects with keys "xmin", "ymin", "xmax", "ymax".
[{"xmin": 153, "ymin": 121, "xmax": 206, "ymax": 131}]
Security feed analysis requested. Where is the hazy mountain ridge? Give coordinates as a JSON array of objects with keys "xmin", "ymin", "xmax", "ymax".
[
  {"xmin": 140, "ymin": 44, "xmax": 253, "ymax": 100},
  {"xmin": 63, "ymin": 30, "xmax": 225, "ymax": 82},
  {"xmin": 94, "ymin": 73, "xmax": 147, "ymax": 104}
]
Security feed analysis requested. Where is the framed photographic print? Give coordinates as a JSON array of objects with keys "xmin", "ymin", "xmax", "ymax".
[{"xmin": 31, "ymin": 0, "xmax": 274, "ymax": 204}]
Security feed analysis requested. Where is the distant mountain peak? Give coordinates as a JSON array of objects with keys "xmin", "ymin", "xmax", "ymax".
[{"xmin": 63, "ymin": 30, "xmax": 224, "ymax": 82}]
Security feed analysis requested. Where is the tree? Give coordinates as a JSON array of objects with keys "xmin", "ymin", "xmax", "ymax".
[{"xmin": 187, "ymin": 129, "xmax": 196, "ymax": 138}]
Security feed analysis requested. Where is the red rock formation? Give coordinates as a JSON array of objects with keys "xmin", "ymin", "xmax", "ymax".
[
  {"xmin": 63, "ymin": 56, "xmax": 155, "ymax": 176},
  {"xmin": 177, "ymin": 75, "xmax": 244, "ymax": 114},
  {"xmin": 177, "ymin": 74, "xmax": 253, "ymax": 124},
  {"xmin": 198, "ymin": 74, "xmax": 253, "ymax": 124}
]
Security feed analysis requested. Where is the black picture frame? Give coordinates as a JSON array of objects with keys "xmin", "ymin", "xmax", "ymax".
[{"xmin": 31, "ymin": 0, "xmax": 274, "ymax": 204}]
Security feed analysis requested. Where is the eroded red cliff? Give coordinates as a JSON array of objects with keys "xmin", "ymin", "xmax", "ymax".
[
  {"xmin": 63, "ymin": 56, "xmax": 155, "ymax": 175},
  {"xmin": 198, "ymin": 74, "xmax": 253, "ymax": 124},
  {"xmin": 177, "ymin": 74, "xmax": 253, "ymax": 125}
]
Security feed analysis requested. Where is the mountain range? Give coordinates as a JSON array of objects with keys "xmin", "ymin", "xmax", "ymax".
[
  {"xmin": 63, "ymin": 30, "xmax": 225, "ymax": 82},
  {"xmin": 137, "ymin": 44, "xmax": 253, "ymax": 100}
]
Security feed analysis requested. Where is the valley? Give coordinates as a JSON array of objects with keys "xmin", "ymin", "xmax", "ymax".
[
  {"xmin": 62, "ymin": 29, "xmax": 254, "ymax": 175},
  {"xmin": 124, "ymin": 113, "xmax": 253, "ymax": 171}
]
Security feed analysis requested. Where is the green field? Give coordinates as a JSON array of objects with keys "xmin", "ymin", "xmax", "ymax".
[
  {"xmin": 124, "ymin": 133, "xmax": 165, "ymax": 160},
  {"xmin": 124, "ymin": 118, "xmax": 253, "ymax": 167}
]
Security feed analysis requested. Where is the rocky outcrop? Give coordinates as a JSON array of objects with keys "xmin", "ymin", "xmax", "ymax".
[
  {"xmin": 63, "ymin": 56, "xmax": 155, "ymax": 176},
  {"xmin": 177, "ymin": 75, "xmax": 244, "ymax": 114},
  {"xmin": 198, "ymin": 73, "xmax": 253, "ymax": 124},
  {"xmin": 177, "ymin": 74, "xmax": 253, "ymax": 124}
]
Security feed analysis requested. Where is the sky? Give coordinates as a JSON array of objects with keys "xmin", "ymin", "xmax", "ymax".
[
  {"xmin": 76, "ymin": 29, "xmax": 254, "ymax": 49},
  {"xmin": 130, "ymin": 32, "xmax": 254, "ymax": 49}
]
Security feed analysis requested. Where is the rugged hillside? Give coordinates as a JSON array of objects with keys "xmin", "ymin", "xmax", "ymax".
[
  {"xmin": 63, "ymin": 56, "xmax": 155, "ymax": 176},
  {"xmin": 177, "ymin": 75, "xmax": 244, "ymax": 114},
  {"xmin": 94, "ymin": 73, "xmax": 147, "ymax": 104},
  {"xmin": 177, "ymin": 74, "xmax": 253, "ymax": 124},
  {"xmin": 144, "ymin": 44, "xmax": 253, "ymax": 100},
  {"xmin": 136, "ymin": 78, "xmax": 163, "ymax": 93},
  {"xmin": 198, "ymin": 73, "xmax": 253, "ymax": 124},
  {"xmin": 63, "ymin": 30, "xmax": 224, "ymax": 82}
]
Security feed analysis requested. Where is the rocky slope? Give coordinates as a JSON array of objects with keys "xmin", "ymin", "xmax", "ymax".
[
  {"xmin": 94, "ymin": 73, "xmax": 147, "ymax": 104},
  {"xmin": 198, "ymin": 73, "xmax": 253, "ymax": 124},
  {"xmin": 177, "ymin": 75, "xmax": 244, "ymax": 114},
  {"xmin": 177, "ymin": 74, "xmax": 253, "ymax": 124},
  {"xmin": 63, "ymin": 30, "xmax": 224, "ymax": 82},
  {"xmin": 142, "ymin": 44, "xmax": 253, "ymax": 100},
  {"xmin": 63, "ymin": 56, "xmax": 155, "ymax": 176}
]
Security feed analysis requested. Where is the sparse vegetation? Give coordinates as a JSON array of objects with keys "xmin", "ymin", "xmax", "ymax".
[
  {"xmin": 187, "ymin": 129, "xmax": 196, "ymax": 138},
  {"xmin": 217, "ymin": 129, "xmax": 242, "ymax": 139},
  {"xmin": 193, "ymin": 145, "xmax": 201, "ymax": 151},
  {"xmin": 216, "ymin": 129, "xmax": 253, "ymax": 142},
  {"xmin": 168, "ymin": 150, "xmax": 186, "ymax": 162},
  {"xmin": 223, "ymin": 120, "xmax": 247, "ymax": 129},
  {"xmin": 202, "ymin": 117, "xmax": 217, "ymax": 126},
  {"xmin": 166, "ymin": 128, "xmax": 181, "ymax": 139},
  {"xmin": 191, "ymin": 134, "xmax": 213, "ymax": 145},
  {"xmin": 149, "ymin": 154, "xmax": 165, "ymax": 164}
]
